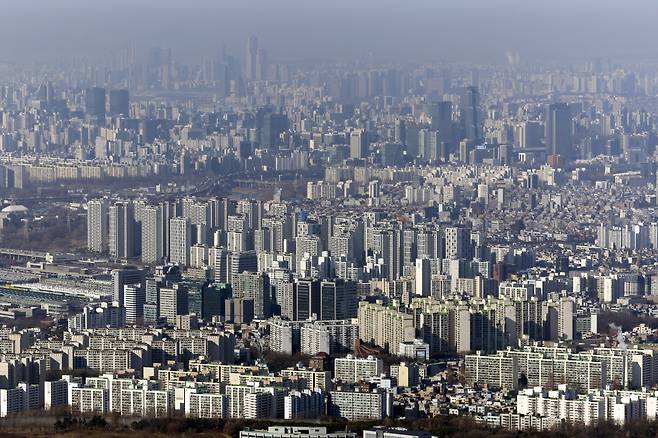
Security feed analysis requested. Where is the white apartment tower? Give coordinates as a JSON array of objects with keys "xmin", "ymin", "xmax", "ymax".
[
  {"xmin": 87, "ymin": 199, "xmax": 108, "ymax": 252},
  {"xmin": 109, "ymin": 201, "xmax": 135, "ymax": 259},
  {"xmin": 169, "ymin": 217, "xmax": 191, "ymax": 265},
  {"xmin": 141, "ymin": 205, "xmax": 164, "ymax": 264}
]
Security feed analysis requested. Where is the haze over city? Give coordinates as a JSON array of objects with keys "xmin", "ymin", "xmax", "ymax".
[{"xmin": 3, "ymin": 0, "xmax": 658, "ymax": 64}]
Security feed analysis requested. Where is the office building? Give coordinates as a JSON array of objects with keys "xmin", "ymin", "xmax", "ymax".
[
  {"xmin": 461, "ymin": 86, "xmax": 481, "ymax": 143},
  {"xmin": 233, "ymin": 272, "xmax": 271, "ymax": 319},
  {"xmin": 545, "ymin": 102, "xmax": 572, "ymax": 159},
  {"xmin": 85, "ymin": 87, "xmax": 106, "ymax": 119},
  {"xmin": 350, "ymin": 130, "xmax": 368, "ymax": 159},
  {"xmin": 108, "ymin": 89, "xmax": 129, "ymax": 116},
  {"xmin": 159, "ymin": 283, "xmax": 189, "ymax": 323},
  {"xmin": 430, "ymin": 100, "xmax": 453, "ymax": 144},
  {"xmin": 123, "ymin": 284, "xmax": 145, "ymax": 324},
  {"xmin": 225, "ymin": 297, "xmax": 255, "ymax": 325}
]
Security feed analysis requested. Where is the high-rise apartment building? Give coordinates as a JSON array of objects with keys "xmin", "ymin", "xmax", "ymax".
[
  {"xmin": 415, "ymin": 257, "xmax": 432, "ymax": 296},
  {"xmin": 357, "ymin": 301, "xmax": 415, "ymax": 355},
  {"xmin": 141, "ymin": 205, "xmax": 164, "ymax": 264},
  {"xmin": 87, "ymin": 199, "xmax": 108, "ymax": 253},
  {"xmin": 109, "ymin": 201, "xmax": 135, "ymax": 259},
  {"xmin": 169, "ymin": 217, "xmax": 191, "ymax": 266},
  {"xmin": 334, "ymin": 354, "xmax": 384, "ymax": 383}
]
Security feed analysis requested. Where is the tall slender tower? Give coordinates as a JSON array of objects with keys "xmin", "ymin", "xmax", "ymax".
[
  {"xmin": 256, "ymin": 47, "xmax": 268, "ymax": 81},
  {"xmin": 545, "ymin": 102, "xmax": 573, "ymax": 159},
  {"xmin": 141, "ymin": 205, "xmax": 164, "ymax": 264},
  {"xmin": 109, "ymin": 201, "xmax": 135, "ymax": 259},
  {"xmin": 169, "ymin": 217, "xmax": 191, "ymax": 266},
  {"xmin": 245, "ymin": 35, "xmax": 258, "ymax": 81},
  {"xmin": 430, "ymin": 101, "xmax": 453, "ymax": 143},
  {"xmin": 87, "ymin": 199, "xmax": 108, "ymax": 253},
  {"xmin": 461, "ymin": 86, "xmax": 481, "ymax": 143}
]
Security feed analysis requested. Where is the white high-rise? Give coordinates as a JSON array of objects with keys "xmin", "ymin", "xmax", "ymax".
[
  {"xmin": 444, "ymin": 226, "xmax": 470, "ymax": 260},
  {"xmin": 87, "ymin": 199, "xmax": 108, "ymax": 252},
  {"xmin": 334, "ymin": 354, "xmax": 384, "ymax": 383},
  {"xmin": 190, "ymin": 244, "xmax": 208, "ymax": 268},
  {"xmin": 209, "ymin": 246, "xmax": 229, "ymax": 283},
  {"xmin": 123, "ymin": 284, "xmax": 145, "ymax": 324},
  {"xmin": 350, "ymin": 129, "xmax": 367, "ymax": 159},
  {"xmin": 169, "ymin": 217, "xmax": 191, "ymax": 265},
  {"xmin": 141, "ymin": 205, "xmax": 164, "ymax": 264}
]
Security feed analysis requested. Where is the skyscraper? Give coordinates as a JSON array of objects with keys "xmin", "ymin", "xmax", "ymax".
[
  {"xmin": 84, "ymin": 87, "xmax": 106, "ymax": 119},
  {"xmin": 159, "ymin": 283, "xmax": 188, "ymax": 323},
  {"xmin": 144, "ymin": 278, "xmax": 159, "ymax": 322},
  {"xmin": 256, "ymin": 47, "xmax": 268, "ymax": 81},
  {"xmin": 319, "ymin": 279, "xmax": 358, "ymax": 320},
  {"xmin": 108, "ymin": 89, "xmax": 129, "ymax": 116},
  {"xmin": 415, "ymin": 258, "xmax": 432, "ymax": 296},
  {"xmin": 444, "ymin": 226, "xmax": 471, "ymax": 260},
  {"xmin": 295, "ymin": 279, "xmax": 321, "ymax": 321},
  {"xmin": 256, "ymin": 108, "xmax": 288, "ymax": 149},
  {"xmin": 245, "ymin": 35, "xmax": 258, "ymax": 81},
  {"xmin": 109, "ymin": 201, "xmax": 135, "ymax": 259},
  {"xmin": 430, "ymin": 101, "xmax": 453, "ymax": 144},
  {"xmin": 209, "ymin": 246, "xmax": 229, "ymax": 283},
  {"xmin": 518, "ymin": 121, "xmax": 543, "ymax": 149},
  {"xmin": 169, "ymin": 217, "xmax": 191, "ymax": 266},
  {"xmin": 87, "ymin": 199, "xmax": 108, "ymax": 253},
  {"xmin": 234, "ymin": 272, "xmax": 271, "ymax": 319},
  {"xmin": 161, "ymin": 201, "xmax": 177, "ymax": 260},
  {"xmin": 123, "ymin": 284, "xmax": 145, "ymax": 324},
  {"xmin": 201, "ymin": 283, "xmax": 232, "ymax": 321},
  {"xmin": 461, "ymin": 86, "xmax": 481, "ymax": 143},
  {"xmin": 545, "ymin": 102, "xmax": 573, "ymax": 159},
  {"xmin": 112, "ymin": 268, "xmax": 145, "ymax": 304},
  {"xmin": 395, "ymin": 119, "xmax": 407, "ymax": 147},
  {"xmin": 350, "ymin": 130, "xmax": 368, "ymax": 159},
  {"xmin": 228, "ymin": 250, "xmax": 258, "ymax": 284},
  {"xmin": 141, "ymin": 205, "xmax": 164, "ymax": 264}
]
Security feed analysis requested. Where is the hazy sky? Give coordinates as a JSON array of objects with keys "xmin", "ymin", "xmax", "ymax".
[{"xmin": 3, "ymin": 0, "xmax": 658, "ymax": 65}]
